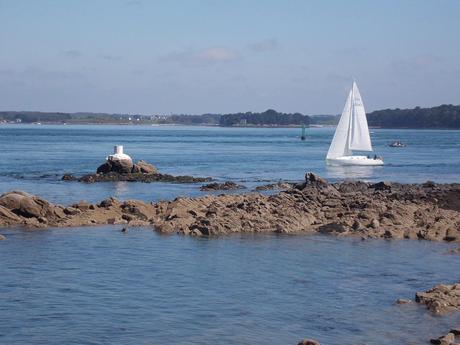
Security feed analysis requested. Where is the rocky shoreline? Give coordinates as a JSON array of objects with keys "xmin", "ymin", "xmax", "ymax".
[{"xmin": 0, "ymin": 173, "xmax": 459, "ymax": 242}]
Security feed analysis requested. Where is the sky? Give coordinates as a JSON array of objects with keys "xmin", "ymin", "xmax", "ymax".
[{"xmin": 1, "ymin": 0, "xmax": 459, "ymax": 115}]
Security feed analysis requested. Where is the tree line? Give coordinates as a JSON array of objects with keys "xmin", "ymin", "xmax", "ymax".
[{"xmin": 219, "ymin": 109, "xmax": 311, "ymax": 127}]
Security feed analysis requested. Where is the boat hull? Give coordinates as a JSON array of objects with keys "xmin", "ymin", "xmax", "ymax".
[{"xmin": 326, "ymin": 156, "xmax": 384, "ymax": 166}]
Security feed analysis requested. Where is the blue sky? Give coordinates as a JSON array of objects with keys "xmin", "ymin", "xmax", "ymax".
[{"xmin": 1, "ymin": 0, "xmax": 459, "ymax": 114}]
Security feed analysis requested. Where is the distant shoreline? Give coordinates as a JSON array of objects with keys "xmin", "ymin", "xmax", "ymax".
[{"xmin": 1, "ymin": 122, "xmax": 460, "ymax": 130}]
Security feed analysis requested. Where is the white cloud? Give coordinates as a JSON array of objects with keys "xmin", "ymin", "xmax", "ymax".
[
  {"xmin": 160, "ymin": 47, "xmax": 239, "ymax": 66},
  {"xmin": 195, "ymin": 48, "xmax": 238, "ymax": 62}
]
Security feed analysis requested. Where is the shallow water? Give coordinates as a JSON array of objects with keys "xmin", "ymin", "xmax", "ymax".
[
  {"xmin": 0, "ymin": 228, "xmax": 459, "ymax": 345},
  {"xmin": 0, "ymin": 125, "xmax": 459, "ymax": 344},
  {"xmin": 0, "ymin": 125, "xmax": 458, "ymax": 204}
]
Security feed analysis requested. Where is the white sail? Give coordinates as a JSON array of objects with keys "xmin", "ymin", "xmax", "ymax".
[
  {"xmin": 326, "ymin": 89, "xmax": 353, "ymax": 159},
  {"xmin": 348, "ymin": 82, "xmax": 372, "ymax": 152},
  {"xmin": 326, "ymin": 81, "xmax": 372, "ymax": 160}
]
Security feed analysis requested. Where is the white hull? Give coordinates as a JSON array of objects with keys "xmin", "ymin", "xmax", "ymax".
[{"xmin": 326, "ymin": 155, "xmax": 384, "ymax": 166}]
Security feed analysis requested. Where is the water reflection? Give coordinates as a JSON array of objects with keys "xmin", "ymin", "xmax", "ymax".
[
  {"xmin": 326, "ymin": 165, "xmax": 384, "ymax": 180},
  {"xmin": 113, "ymin": 181, "xmax": 129, "ymax": 197}
]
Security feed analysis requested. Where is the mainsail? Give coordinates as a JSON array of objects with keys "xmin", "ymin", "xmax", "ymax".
[
  {"xmin": 348, "ymin": 82, "xmax": 372, "ymax": 151},
  {"xmin": 326, "ymin": 82, "xmax": 372, "ymax": 159}
]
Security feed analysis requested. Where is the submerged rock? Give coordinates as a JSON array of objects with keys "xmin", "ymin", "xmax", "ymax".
[
  {"xmin": 0, "ymin": 234, "xmax": 5, "ymax": 240},
  {"xmin": 430, "ymin": 332, "xmax": 456, "ymax": 345},
  {"xmin": 416, "ymin": 283, "xmax": 460, "ymax": 314},
  {"xmin": 61, "ymin": 174, "xmax": 76, "ymax": 181}
]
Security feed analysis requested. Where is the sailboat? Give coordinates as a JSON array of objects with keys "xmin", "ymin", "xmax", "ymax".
[{"xmin": 326, "ymin": 81, "xmax": 383, "ymax": 166}]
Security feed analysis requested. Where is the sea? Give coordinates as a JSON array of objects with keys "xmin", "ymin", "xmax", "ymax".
[{"xmin": 0, "ymin": 124, "xmax": 459, "ymax": 345}]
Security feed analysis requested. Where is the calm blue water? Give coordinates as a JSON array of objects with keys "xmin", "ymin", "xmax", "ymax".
[
  {"xmin": 0, "ymin": 124, "xmax": 459, "ymax": 204},
  {"xmin": 0, "ymin": 125, "xmax": 459, "ymax": 345},
  {"xmin": 0, "ymin": 228, "xmax": 459, "ymax": 345}
]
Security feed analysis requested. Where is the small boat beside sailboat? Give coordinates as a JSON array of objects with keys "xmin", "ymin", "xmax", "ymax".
[
  {"xmin": 389, "ymin": 141, "xmax": 406, "ymax": 148},
  {"xmin": 326, "ymin": 81, "xmax": 383, "ymax": 166}
]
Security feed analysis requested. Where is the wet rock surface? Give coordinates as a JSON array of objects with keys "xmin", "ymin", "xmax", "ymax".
[
  {"xmin": 2, "ymin": 173, "xmax": 460, "ymax": 242},
  {"xmin": 77, "ymin": 172, "xmax": 211, "ymax": 184},
  {"xmin": 416, "ymin": 283, "xmax": 460, "ymax": 314},
  {"xmin": 62, "ymin": 159, "xmax": 211, "ymax": 184},
  {"xmin": 200, "ymin": 181, "xmax": 246, "ymax": 191}
]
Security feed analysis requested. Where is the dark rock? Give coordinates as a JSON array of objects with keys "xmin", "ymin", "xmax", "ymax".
[
  {"xmin": 423, "ymin": 180, "xmax": 436, "ymax": 188},
  {"xmin": 305, "ymin": 172, "xmax": 327, "ymax": 186},
  {"xmin": 96, "ymin": 162, "xmax": 112, "ymax": 174},
  {"xmin": 61, "ymin": 174, "xmax": 76, "ymax": 181},
  {"xmin": 78, "ymin": 172, "xmax": 211, "ymax": 184},
  {"xmin": 98, "ymin": 197, "xmax": 119, "ymax": 208},
  {"xmin": 96, "ymin": 159, "xmax": 133, "ymax": 174},
  {"xmin": 98, "ymin": 159, "xmax": 155, "ymax": 175},
  {"xmin": 450, "ymin": 328, "xmax": 460, "ymax": 336},
  {"xmin": 430, "ymin": 333, "xmax": 455, "ymax": 345},
  {"xmin": 371, "ymin": 181, "xmax": 392, "ymax": 191},
  {"xmin": 200, "ymin": 181, "xmax": 246, "ymax": 191},
  {"xmin": 79, "ymin": 174, "xmax": 96, "ymax": 183}
]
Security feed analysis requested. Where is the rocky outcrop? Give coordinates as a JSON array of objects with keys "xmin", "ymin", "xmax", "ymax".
[
  {"xmin": 97, "ymin": 159, "xmax": 134, "ymax": 174},
  {"xmin": 77, "ymin": 172, "xmax": 211, "ymax": 184},
  {"xmin": 63, "ymin": 158, "xmax": 210, "ymax": 184},
  {"xmin": 200, "ymin": 181, "xmax": 246, "ymax": 191},
  {"xmin": 97, "ymin": 159, "xmax": 157, "ymax": 175},
  {"xmin": 132, "ymin": 160, "xmax": 157, "ymax": 174},
  {"xmin": 152, "ymin": 173, "xmax": 460, "ymax": 240},
  {"xmin": 2, "ymin": 173, "xmax": 460, "ymax": 242},
  {"xmin": 416, "ymin": 284, "xmax": 460, "ymax": 314}
]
